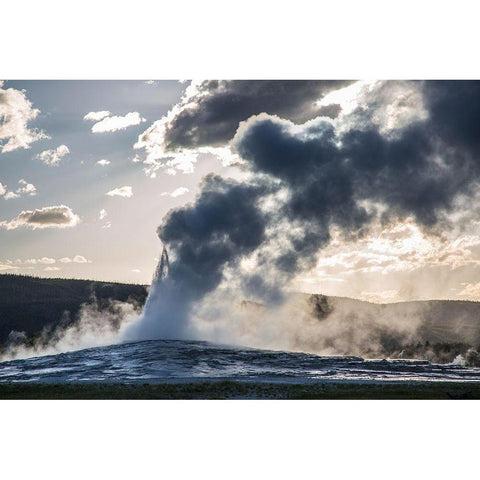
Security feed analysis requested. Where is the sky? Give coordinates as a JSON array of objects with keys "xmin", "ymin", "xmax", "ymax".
[
  {"xmin": 2, "ymin": 79, "xmax": 480, "ymax": 303},
  {"xmin": 0, "ymin": 80, "xmax": 233, "ymax": 284}
]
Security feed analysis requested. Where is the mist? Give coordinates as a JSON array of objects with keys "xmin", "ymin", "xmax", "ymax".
[
  {"xmin": 1, "ymin": 297, "xmax": 141, "ymax": 362},
  {"xmin": 122, "ymin": 81, "xmax": 480, "ymax": 360},
  {"xmin": 5, "ymin": 81, "xmax": 480, "ymax": 364}
]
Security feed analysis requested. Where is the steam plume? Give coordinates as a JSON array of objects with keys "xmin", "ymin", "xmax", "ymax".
[
  {"xmin": 1, "ymin": 297, "xmax": 141, "ymax": 362},
  {"xmin": 128, "ymin": 81, "xmax": 480, "ymax": 348}
]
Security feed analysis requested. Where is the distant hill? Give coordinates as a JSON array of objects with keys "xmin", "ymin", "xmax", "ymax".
[
  {"xmin": 2, "ymin": 274, "xmax": 480, "ymax": 364},
  {"xmin": 0, "ymin": 274, "xmax": 148, "ymax": 345},
  {"xmin": 309, "ymin": 294, "xmax": 480, "ymax": 345},
  {"xmin": 233, "ymin": 293, "xmax": 480, "ymax": 363},
  {"xmin": 301, "ymin": 293, "xmax": 480, "ymax": 363}
]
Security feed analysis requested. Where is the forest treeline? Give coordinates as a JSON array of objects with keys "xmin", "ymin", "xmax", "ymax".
[{"xmin": 0, "ymin": 274, "xmax": 148, "ymax": 345}]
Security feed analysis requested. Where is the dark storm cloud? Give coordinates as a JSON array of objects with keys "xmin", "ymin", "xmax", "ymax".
[
  {"xmin": 234, "ymin": 115, "xmax": 371, "ymax": 271},
  {"xmin": 156, "ymin": 80, "xmax": 480, "ymax": 308},
  {"xmin": 234, "ymin": 114, "xmax": 339, "ymax": 182},
  {"xmin": 162, "ymin": 80, "xmax": 353, "ymax": 150},
  {"xmin": 158, "ymin": 174, "xmax": 272, "ymax": 299},
  {"xmin": 234, "ymin": 113, "xmax": 373, "ymax": 272},
  {"xmin": 423, "ymin": 80, "xmax": 480, "ymax": 155}
]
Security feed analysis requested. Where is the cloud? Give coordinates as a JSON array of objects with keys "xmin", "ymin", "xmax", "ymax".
[
  {"xmin": 4, "ymin": 192, "xmax": 19, "ymax": 200},
  {"xmin": 148, "ymin": 80, "xmax": 480, "ymax": 320},
  {"xmin": 162, "ymin": 187, "xmax": 189, "ymax": 198},
  {"xmin": 106, "ymin": 186, "xmax": 133, "ymax": 198},
  {"xmin": 0, "ymin": 205, "xmax": 80, "ymax": 230},
  {"xmin": 458, "ymin": 282, "xmax": 480, "ymax": 299},
  {"xmin": 133, "ymin": 80, "xmax": 351, "ymax": 176},
  {"xmin": 58, "ymin": 255, "xmax": 91, "ymax": 264},
  {"xmin": 96, "ymin": 159, "xmax": 110, "ymax": 166},
  {"xmin": 0, "ymin": 81, "xmax": 49, "ymax": 153},
  {"xmin": 26, "ymin": 257, "xmax": 56, "ymax": 265},
  {"xmin": 84, "ymin": 110, "xmax": 111, "ymax": 122},
  {"xmin": 1, "ymin": 256, "xmax": 91, "ymax": 273},
  {"xmin": 99, "ymin": 209, "xmax": 107, "ymax": 220},
  {"xmin": 357, "ymin": 290, "xmax": 400, "ymax": 304},
  {"xmin": 1, "ymin": 178, "xmax": 37, "ymax": 200},
  {"xmin": 163, "ymin": 80, "xmax": 353, "ymax": 149},
  {"xmin": 11, "ymin": 257, "xmax": 54, "ymax": 266},
  {"xmin": 73, "ymin": 255, "xmax": 89, "ymax": 263},
  {"xmin": 0, "ymin": 263, "xmax": 20, "ymax": 272},
  {"xmin": 0, "ymin": 263, "xmax": 18, "ymax": 272},
  {"xmin": 91, "ymin": 112, "xmax": 146, "ymax": 133},
  {"xmin": 303, "ymin": 220, "xmax": 480, "ymax": 285},
  {"xmin": 131, "ymin": 269, "xmax": 141, "ymax": 273},
  {"xmin": 34, "ymin": 145, "xmax": 69, "ymax": 166},
  {"xmin": 158, "ymin": 174, "xmax": 272, "ymax": 303},
  {"xmin": 17, "ymin": 179, "xmax": 36, "ymax": 195},
  {"xmin": 44, "ymin": 266, "xmax": 60, "ymax": 272}
]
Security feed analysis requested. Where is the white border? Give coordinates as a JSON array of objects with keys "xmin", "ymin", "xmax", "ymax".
[
  {"xmin": 2, "ymin": 0, "xmax": 480, "ymax": 79},
  {"xmin": 2, "ymin": 1, "xmax": 480, "ymax": 477},
  {"xmin": 1, "ymin": 400, "xmax": 478, "ymax": 479}
]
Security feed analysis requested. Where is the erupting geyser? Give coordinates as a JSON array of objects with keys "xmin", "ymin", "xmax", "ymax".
[
  {"xmin": 123, "ymin": 244, "xmax": 194, "ymax": 341},
  {"xmin": 126, "ymin": 81, "xmax": 480, "ymax": 353},
  {"xmin": 154, "ymin": 246, "xmax": 169, "ymax": 283}
]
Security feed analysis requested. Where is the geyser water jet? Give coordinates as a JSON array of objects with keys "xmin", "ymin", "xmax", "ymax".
[{"xmin": 122, "ymin": 245, "xmax": 194, "ymax": 341}]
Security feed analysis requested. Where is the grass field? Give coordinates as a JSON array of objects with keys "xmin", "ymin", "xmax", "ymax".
[{"xmin": 1, "ymin": 380, "xmax": 479, "ymax": 399}]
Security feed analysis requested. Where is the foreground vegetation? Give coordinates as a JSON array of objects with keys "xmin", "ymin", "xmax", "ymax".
[{"xmin": 0, "ymin": 380, "xmax": 479, "ymax": 399}]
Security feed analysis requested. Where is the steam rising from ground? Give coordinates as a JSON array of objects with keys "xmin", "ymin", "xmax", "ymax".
[
  {"xmin": 125, "ymin": 81, "xmax": 480, "ymax": 358},
  {"xmin": 126, "ymin": 260, "xmax": 427, "ymax": 358},
  {"xmin": 1, "ymin": 298, "xmax": 140, "ymax": 362},
  {"xmin": 195, "ymin": 294, "xmax": 426, "ymax": 357},
  {"xmin": 5, "ymin": 81, "xmax": 480, "ymax": 363}
]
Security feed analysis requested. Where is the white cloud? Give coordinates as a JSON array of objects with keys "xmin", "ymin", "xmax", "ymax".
[
  {"xmin": 0, "ymin": 81, "xmax": 49, "ymax": 153},
  {"xmin": 359, "ymin": 290, "xmax": 401, "ymax": 304},
  {"xmin": 1, "ymin": 179, "xmax": 37, "ymax": 200},
  {"xmin": 4, "ymin": 191, "xmax": 19, "ymax": 200},
  {"xmin": 311, "ymin": 220, "xmax": 480, "ymax": 279},
  {"xmin": 34, "ymin": 145, "xmax": 69, "ymax": 166},
  {"xmin": 39, "ymin": 257, "xmax": 56, "ymax": 264},
  {"xmin": 134, "ymin": 117, "xmax": 199, "ymax": 177},
  {"xmin": 106, "ymin": 186, "xmax": 133, "ymax": 198},
  {"xmin": 84, "ymin": 111, "xmax": 111, "ymax": 122},
  {"xmin": 96, "ymin": 159, "xmax": 110, "ymax": 166},
  {"xmin": 0, "ymin": 205, "xmax": 80, "ymax": 230},
  {"xmin": 73, "ymin": 255, "xmax": 89, "ymax": 263},
  {"xmin": 59, "ymin": 255, "xmax": 91, "ymax": 264},
  {"xmin": 162, "ymin": 187, "xmax": 190, "ymax": 198},
  {"xmin": 319, "ymin": 80, "xmax": 429, "ymax": 138},
  {"xmin": 134, "ymin": 129, "xmax": 237, "ymax": 178},
  {"xmin": 131, "ymin": 269, "xmax": 141, "ymax": 273},
  {"xmin": 0, "ymin": 263, "xmax": 18, "ymax": 272},
  {"xmin": 1, "ymin": 256, "xmax": 91, "ymax": 273},
  {"xmin": 99, "ymin": 209, "xmax": 107, "ymax": 220},
  {"xmin": 91, "ymin": 112, "xmax": 146, "ymax": 133},
  {"xmin": 458, "ymin": 282, "xmax": 480, "ymax": 300},
  {"xmin": 17, "ymin": 179, "xmax": 36, "ymax": 195},
  {"xmin": 23, "ymin": 257, "xmax": 56, "ymax": 265},
  {"xmin": 133, "ymin": 81, "xmax": 241, "ymax": 177}
]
